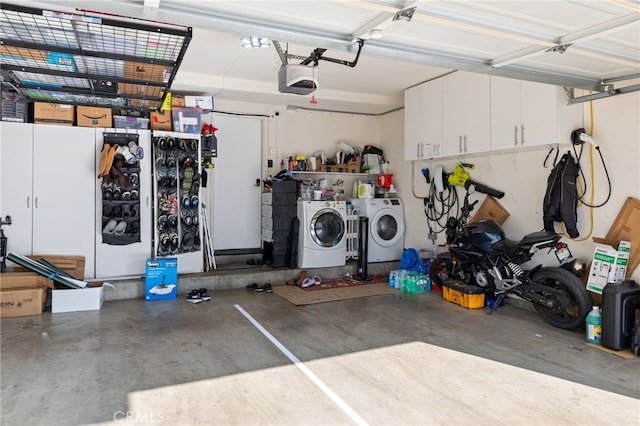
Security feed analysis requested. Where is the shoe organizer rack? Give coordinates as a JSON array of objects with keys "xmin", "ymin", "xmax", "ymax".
[
  {"xmin": 100, "ymin": 133, "xmax": 143, "ymax": 246},
  {"xmin": 153, "ymin": 135, "xmax": 201, "ymax": 257}
]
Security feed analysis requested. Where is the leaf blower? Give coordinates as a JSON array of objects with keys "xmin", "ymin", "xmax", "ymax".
[{"xmin": 447, "ymin": 162, "xmax": 505, "ymax": 199}]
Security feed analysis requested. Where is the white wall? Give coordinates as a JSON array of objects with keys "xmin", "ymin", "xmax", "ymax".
[{"xmin": 209, "ymin": 92, "xmax": 640, "ymax": 281}]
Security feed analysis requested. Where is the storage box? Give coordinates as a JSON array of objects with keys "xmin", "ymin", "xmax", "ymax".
[
  {"xmin": 33, "ymin": 102, "xmax": 74, "ymax": 125},
  {"xmin": 113, "ymin": 115, "xmax": 150, "ymax": 129},
  {"xmin": 145, "ymin": 258, "xmax": 177, "ymax": 300},
  {"xmin": 76, "ymin": 106, "xmax": 112, "ymax": 127},
  {"xmin": 171, "ymin": 107, "xmax": 201, "ymax": 134},
  {"xmin": 0, "ymin": 288, "xmax": 46, "ymax": 318},
  {"xmin": 150, "ymin": 111, "xmax": 173, "ymax": 130},
  {"xmin": 171, "ymin": 94, "xmax": 186, "ymax": 108},
  {"xmin": 586, "ymin": 244, "xmax": 619, "ymax": 294},
  {"xmin": 442, "ymin": 281, "xmax": 485, "ymax": 309},
  {"xmin": 470, "ymin": 195, "xmax": 510, "ymax": 225},
  {"xmin": 124, "ymin": 62, "xmax": 171, "ymax": 83},
  {"xmin": 0, "ymin": 273, "xmax": 50, "ymax": 290},
  {"xmin": 51, "ymin": 282, "xmax": 104, "ymax": 313},
  {"xmin": 184, "ymin": 96, "xmax": 214, "ymax": 110}
]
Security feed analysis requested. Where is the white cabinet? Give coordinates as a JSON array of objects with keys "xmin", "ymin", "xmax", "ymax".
[
  {"xmin": 94, "ymin": 129, "xmax": 153, "ymax": 279},
  {"xmin": 404, "ymin": 79, "xmax": 442, "ymax": 160},
  {"xmin": 0, "ymin": 123, "xmax": 96, "ymax": 278},
  {"xmin": 490, "ymin": 76, "xmax": 577, "ymax": 151},
  {"xmin": 442, "ymin": 72, "xmax": 490, "ymax": 156},
  {"xmin": 1, "ymin": 122, "xmax": 33, "ymax": 256}
]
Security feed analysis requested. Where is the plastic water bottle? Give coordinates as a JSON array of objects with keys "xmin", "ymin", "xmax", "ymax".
[{"xmin": 585, "ymin": 306, "xmax": 602, "ymax": 345}]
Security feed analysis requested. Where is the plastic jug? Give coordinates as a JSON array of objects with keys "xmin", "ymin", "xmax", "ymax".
[{"xmin": 585, "ymin": 306, "xmax": 602, "ymax": 344}]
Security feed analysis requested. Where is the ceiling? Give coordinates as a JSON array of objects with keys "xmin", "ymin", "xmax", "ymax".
[{"xmin": 13, "ymin": 0, "xmax": 640, "ymax": 114}]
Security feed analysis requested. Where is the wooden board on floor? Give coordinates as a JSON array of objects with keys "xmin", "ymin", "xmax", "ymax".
[{"xmin": 273, "ymin": 282, "xmax": 399, "ymax": 305}]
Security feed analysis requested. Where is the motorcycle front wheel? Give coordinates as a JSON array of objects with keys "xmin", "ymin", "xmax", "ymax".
[
  {"xmin": 530, "ymin": 267, "xmax": 592, "ymax": 330},
  {"xmin": 428, "ymin": 254, "xmax": 455, "ymax": 290}
]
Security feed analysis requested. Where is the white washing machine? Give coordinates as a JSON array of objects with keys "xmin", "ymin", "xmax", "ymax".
[
  {"xmin": 352, "ymin": 198, "xmax": 405, "ymax": 262},
  {"xmin": 297, "ymin": 200, "xmax": 347, "ymax": 268}
]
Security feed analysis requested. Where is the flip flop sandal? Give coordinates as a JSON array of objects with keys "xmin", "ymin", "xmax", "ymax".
[
  {"xmin": 122, "ymin": 204, "xmax": 131, "ymax": 219},
  {"xmin": 178, "ymin": 139, "xmax": 188, "ymax": 151},
  {"xmin": 181, "ymin": 194, "xmax": 191, "ymax": 208},
  {"xmin": 182, "ymin": 213, "xmax": 192, "ymax": 227},
  {"xmin": 198, "ymin": 288, "xmax": 211, "ymax": 301},
  {"xmin": 103, "ymin": 219, "xmax": 118, "ymax": 234},
  {"xmin": 156, "ymin": 137, "xmax": 167, "ymax": 148},
  {"xmin": 186, "ymin": 289, "xmax": 202, "ymax": 304},
  {"xmin": 158, "ymin": 215, "xmax": 168, "ymax": 231},
  {"xmin": 190, "ymin": 195, "xmax": 199, "ymax": 207},
  {"xmin": 189, "ymin": 139, "xmax": 198, "ymax": 151},
  {"xmin": 170, "ymin": 232, "xmax": 179, "ymax": 251},
  {"xmin": 121, "ymin": 191, "xmax": 131, "ymax": 201},
  {"xmin": 168, "ymin": 214, "xmax": 178, "ymax": 229},
  {"xmin": 166, "ymin": 156, "xmax": 177, "ymax": 168},
  {"xmin": 130, "ymin": 189, "xmax": 139, "ymax": 200},
  {"xmin": 263, "ymin": 283, "xmax": 273, "ymax": 293},
  {"xmin": 167, "ymin": 138, "xmax": 176, "ymax": 149},
  {"xmin": 160, "ymin": 233, "xmax": 170, "ymax": 250},
  {"xmin": 191, "ymin": 210, "xmax": 199, "ymax": 226},
  {"xmin": 301, "ymin": 277, "xmax": 316, "ymax": 288},
  {"xmin": 114, "ymin": 221, "xmax": 127, "ymax": 236}
]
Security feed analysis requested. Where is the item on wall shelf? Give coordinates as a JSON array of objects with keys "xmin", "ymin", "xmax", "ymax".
[
  {"xmin": 153, "ymin": 134, "xmax": 202, "ymax": 257},
  {"xmin": 99, "ymin": 133, "xmax": 143, "ymax": 246}
]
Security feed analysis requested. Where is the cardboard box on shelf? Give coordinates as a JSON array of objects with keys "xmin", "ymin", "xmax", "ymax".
[
  {"xmin": 33, "ymin": 102, "xmax": 74, "ymax": 125},
  {"xmin": 150, "ymin": 111, "xmax": 173, "ymax": 130},
  {"xmin": 124, "ymin": 62, "xmax": 171, "ymax": 83},
  {"xmin": 469, "ymin": 195, "xmax": 510, "ymax": 225},
  {"xmin": 51, "ymin": 282, "xmax": 105, "ymax": 313},
  {"xmin": 0, "ymin": 288, "xmax": 46, "ymax": 318},
  {"xmin": 76, "ymin": 106, "xmax": 112, "ymax": 128}
]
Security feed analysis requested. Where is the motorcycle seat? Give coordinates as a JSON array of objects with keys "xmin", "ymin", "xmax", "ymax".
[{"xmin": 492, "ymin": 231, "xmax": 558, "ymax": 252}]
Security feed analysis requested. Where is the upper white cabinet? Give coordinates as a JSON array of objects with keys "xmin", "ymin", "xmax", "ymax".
[
  {"xmin": 404, "ymin": 73, "xmax": 583, "ymax": 160},
  {"xmin": 490, "ymin": 76, "xmax": 582, "ymax": 151},
  {"xmin": 404, "ymin": 79, "xmax": 442, "ymax": 161},
  {"xmin": 442, "ymin": 72, "xmax": 490, "ymax": 156},
  {"xmin": 1, "ymin": 123, "xmax": 96, "ymax": 278}
]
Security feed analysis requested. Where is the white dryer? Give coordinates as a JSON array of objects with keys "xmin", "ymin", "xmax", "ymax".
[
  {"xmin": 352, "ymin": 198, "xmax": 405, "ymax": 262},
  {"xmin": 297, "ymin": 200, "xmax": 347, "ymax": 268}
]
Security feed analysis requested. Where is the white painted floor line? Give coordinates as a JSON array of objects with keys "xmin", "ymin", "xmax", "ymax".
[{"xmin": 234, "ymin": 304, "xmax": 368, "ymax": 426}]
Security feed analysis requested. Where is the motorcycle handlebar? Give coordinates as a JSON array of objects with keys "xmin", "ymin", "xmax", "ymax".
[{"xmin": 464, "ymin": 179, "xmax": 505, "ymax": 199}]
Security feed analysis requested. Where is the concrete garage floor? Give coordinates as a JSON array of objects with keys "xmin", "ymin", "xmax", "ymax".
[{"xmin": 1, "ymin": 283, "xmax": 639, "ymax": 425}]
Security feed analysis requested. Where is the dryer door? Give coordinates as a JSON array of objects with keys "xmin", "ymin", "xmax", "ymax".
[
  {"xmin": 310, "ymin": 208, "xmax": 346, "ymax": 247},
  {"xmin": 370, "ymin": 208, "xmax": 404, "ymax": 248}
]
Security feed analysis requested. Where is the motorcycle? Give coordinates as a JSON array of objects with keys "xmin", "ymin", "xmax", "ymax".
[{"xmin": 429, "ymin": 185, "xmax": 592, "ymax": 330}]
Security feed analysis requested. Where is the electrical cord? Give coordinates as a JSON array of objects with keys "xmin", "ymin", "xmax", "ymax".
[{"xmin": 423, "ymin": 178, "xmax": 459, "ymax": 235}]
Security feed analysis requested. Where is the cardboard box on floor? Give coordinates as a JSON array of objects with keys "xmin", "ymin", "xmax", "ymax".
[
  {"xmin": 0, "ymin": 272, "xmax": 49, "ymax": 318},
  {"xmin": 51, "ymin": 282, "xmax": 105, "ymax": 314},
  {"xmin": 586, "ymin": 197, "xmax": 640, "ymax": 303}
]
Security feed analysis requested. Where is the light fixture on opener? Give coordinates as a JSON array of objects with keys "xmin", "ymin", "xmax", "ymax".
[
  {"xmin": 368, "ymin": 28, "xmax": 383, "ymax": 39},
  {"xmin": 241, "ymin": 36, "xmax": 271, "ymax": 48}
]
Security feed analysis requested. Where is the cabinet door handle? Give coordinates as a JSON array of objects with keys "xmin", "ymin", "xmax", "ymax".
[
  {"xmin": 146, "ymin": 196, "xmax": 150, "ymax": 207},
  {"xmin": 27, "ymin": 196, "xmax": 30, "ymax": 208},
  {"xmin": 514, "ymin": 125, "xmax": 519, "ymax": 146},
  {"xmin": 420, "ymin": 143, "xmax": 424, "ymax": 159},
  {"xmin": 35, "ymin": 197, "xmax": 38, "ymax": 208},
  {"xmin": 521, "ymin": 124, "xmax": 525, "ymax": 145},
  {"xmin": 464, "ymin": 135, "xmax": 468, "ymax": 152},
  {"xmin": 459, "ymin": 135, "xmax": 462, "ymax": 153},
  {"xmin": 417, "ymin": 143, "xmax": 420, "ymax": 158}
]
